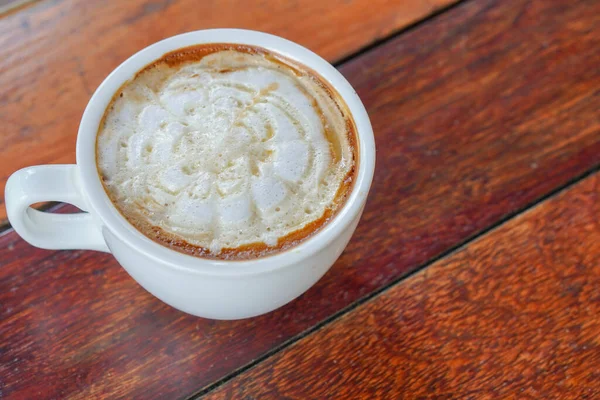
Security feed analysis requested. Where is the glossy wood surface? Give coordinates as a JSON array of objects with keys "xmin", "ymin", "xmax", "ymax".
[
  {"xmin": 206, "ymin": 172, "xmax": 600, "ymax": 399},
  {"xmin": 1, "ymin": 0, "xmax": 599, "ymax": 398},
  {"xmin": 0, "ymin": 0, "xmax": 457, "ymax": 221}
]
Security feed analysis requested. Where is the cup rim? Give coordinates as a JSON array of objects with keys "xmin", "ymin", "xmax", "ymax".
[{"xmin": 77, "ymin": 29, "xmax": 375, "ymax": 277}]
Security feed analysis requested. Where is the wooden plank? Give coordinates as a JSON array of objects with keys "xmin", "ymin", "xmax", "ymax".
[
  {"xmin": 0, "ymin": 0, "xmax": 457, "ymax": 222},
  {"xmin": 204, "ymin": 172, "xmax": 600, "ymax": 400},
  {"xmin": 2, "ymin": 0, "xmax": 600, "ymax": 398}
]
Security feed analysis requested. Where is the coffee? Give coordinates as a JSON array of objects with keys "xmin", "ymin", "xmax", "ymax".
[{"xmin": 96, "ymin": 44, "xmax": 358, "ymax": 260}]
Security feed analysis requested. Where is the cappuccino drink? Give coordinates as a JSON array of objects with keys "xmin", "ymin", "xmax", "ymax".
[{"xmin": 96, "ymin": 44, "xmax": 357, "ymax": 260}]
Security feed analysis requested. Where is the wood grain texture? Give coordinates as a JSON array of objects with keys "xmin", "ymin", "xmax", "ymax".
[
  {"xmin": 0, "ymin": 0, "xmax": 457, "ymax": 221},
  {"xmin": 205, "ymin": 172, "xmax": 600, "ymax": 400},
  {"xmin": 2, "ymin": 0, "xmax": 600, "ymax": 398}
]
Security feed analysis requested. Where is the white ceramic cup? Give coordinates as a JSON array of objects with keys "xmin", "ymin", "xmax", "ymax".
[{"xmin": 5, "ymin": 29, "xmax": 375, "ymax": 320}]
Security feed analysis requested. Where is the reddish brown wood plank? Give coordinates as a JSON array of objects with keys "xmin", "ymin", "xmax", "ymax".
[
  {"xmin": 2, "ymin": 0, "xmax": 600, "ymax": 398},
  {"xmin": 0, "ymin": 0, "xmax": 456, "ymax": 222},
  {"xmin": 205, "ymin": 172, "xmax": 600, "ymax": 400}
]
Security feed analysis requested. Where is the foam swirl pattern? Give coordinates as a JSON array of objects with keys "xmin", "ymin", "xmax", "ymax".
[{"xmin": 97, "ymin": 48, "xmax": 355, "ymax": 258}]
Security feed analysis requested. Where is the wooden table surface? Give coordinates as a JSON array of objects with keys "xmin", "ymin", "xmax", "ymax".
[{"xmin": 1, "ymin": 0, "xmax": 599, "ymax": 399}]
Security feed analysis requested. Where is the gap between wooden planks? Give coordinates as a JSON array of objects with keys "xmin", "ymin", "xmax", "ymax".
[
  {"xmin": 0, "ymin": 0, "xmax": 458, "ymax": 222},
  {"xmin": 1, "ymin": 0, "xmax": 599, "ymax": 398}
]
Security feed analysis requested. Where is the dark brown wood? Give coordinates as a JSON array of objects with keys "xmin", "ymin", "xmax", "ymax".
[
  {"xmin": 205, "ymin": 172, "xmax": 600, "ymax": 400},
  {"xmin": 0, "ymin": 0, "xmax": 456, "ymax": 222},
  {"xmin": 2, "ymin": 0, "xmax": 600, "ymax": 398}
]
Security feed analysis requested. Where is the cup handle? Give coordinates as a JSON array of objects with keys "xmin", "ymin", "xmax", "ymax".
[{"xmin": 5, "ymin": 165, "xmax": 110, "ymax": 252}]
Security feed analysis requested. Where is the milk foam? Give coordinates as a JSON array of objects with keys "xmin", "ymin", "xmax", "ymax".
[{"xmin": 97, "ymin": 49, "xmax": 354, "ymax": 256}]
